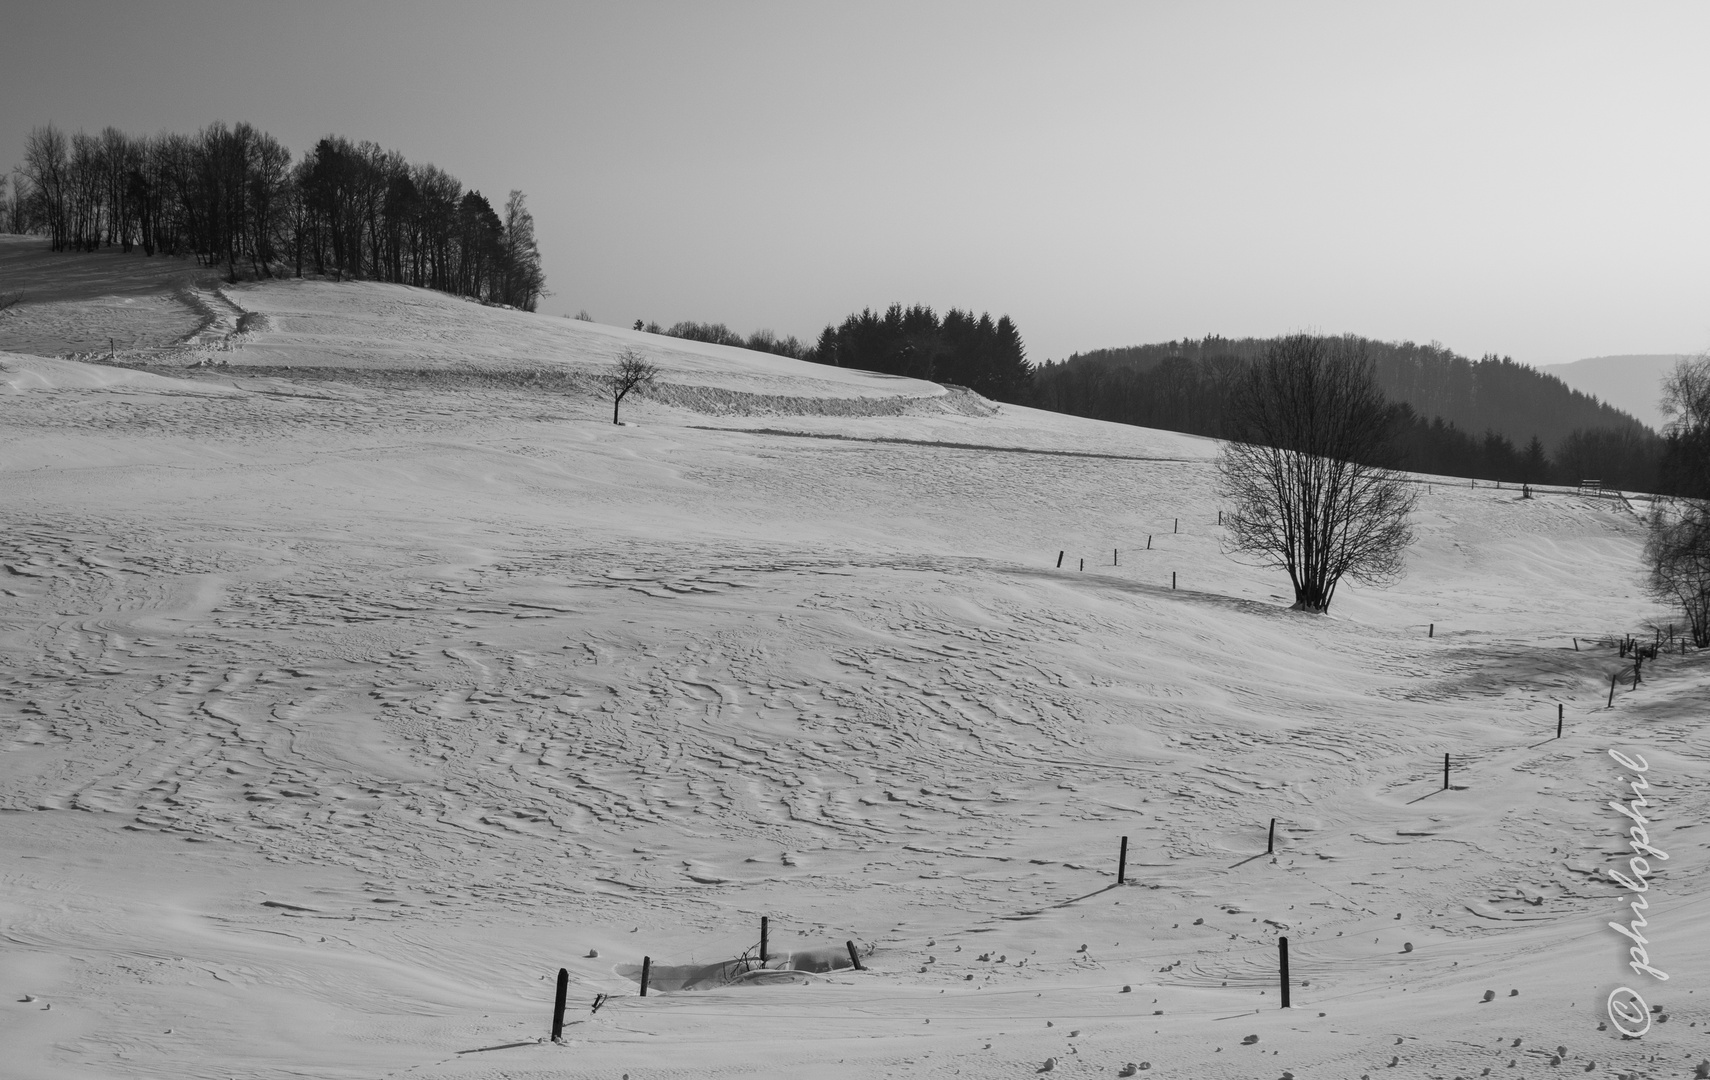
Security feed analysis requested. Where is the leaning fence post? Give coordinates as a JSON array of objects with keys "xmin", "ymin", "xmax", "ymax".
[
  {"xmin": 1117, "ymin": 835, "xmax": 1128, "ymax": 884},
  {"xmin": 551, "ymin": 967, "xmax": 568, "ymax": 1040},
  {"xmin": 1608, "ymin": 672, "xmax": 1616, "ymax": 708},
  {"xmin": 640, "ymin": 956, "xmax": 651, "ymax": 997},
  {"xmin": 1267, "ymin": 817, "xmax": 1276, "ymax": 854},
  {"xmin": 1279, "ymin": 937, "xmax": 1291, "ymax": 1008},
  {"xmin": 1057, "ymin": 550, "xmax": 1064, "ymax": 568},
  {"xmin": 846, "ymin": 941, "xmax": 863, "ymax": 971}
]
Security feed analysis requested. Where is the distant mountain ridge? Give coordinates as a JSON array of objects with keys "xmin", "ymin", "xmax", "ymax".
[{"xmin": 1540, "ymin": 354, "xmax": 1690, "ymax": 432}]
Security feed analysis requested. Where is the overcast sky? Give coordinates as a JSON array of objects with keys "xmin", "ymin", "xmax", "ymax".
[{"xmin": 5, "ymin": 1, "xmax": 1708, "ymax": 365}]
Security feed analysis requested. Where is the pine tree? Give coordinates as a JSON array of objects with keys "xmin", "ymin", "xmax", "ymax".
[{"xmin": 1520, "ymin": 435, "xmax": 1549, "ymax": 484}]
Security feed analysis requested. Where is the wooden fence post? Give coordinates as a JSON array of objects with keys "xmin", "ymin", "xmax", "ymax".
[
  {"xmin": 1556, "ymin": 704, "xmax": 1563, "ymax": 739},
  {"xmin": 846, "ymin": 941, "xmax": 863, "ymax": 971},
  {"xmin": 1443, "ymin": 752, "xmax": 1449, "ymax": 790},
  {"xmin": 1171, "ymin": 572, "xmax": 1176, "ymax": 590},
  {"xmin": 760, "ymin": 916, "xmax": 768, "ymax": 964},
  {"xmin": 1608, "ymin": 672, "xmax": 1616, "ymax": 708},
  {"xmin": 640, "ymin": 956, "xmax": 651, "ymax": 997},
  {"xmin": 1267, "ymin": 817, "xmax": 1276, "ymax": 854},
  {"xmin": 1279, "ymin": 937, "xmax": 1290, "ymax": 1008},
  {"xmin": 1117, "ymin": 835, "xmax": 1128, "ymax": 884},
  {"xmin": 551, "ymin": 968, "xmax": 568, "ymax": 1040},
  {"xmin": 1057, "ymin": 551, "xmax": 1063, "ymax": 568}
]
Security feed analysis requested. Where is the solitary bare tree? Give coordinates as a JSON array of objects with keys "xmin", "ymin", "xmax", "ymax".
[
  {"xmin": 1646, "ymin": 354, "xmax": 1710, "ymax": 645},
  {"xmin": 1217, "ymin": 334, "xmax": 1417, "ymax": 612},
  {"xmin": 606, "ymin": 349, "xmax": 659, "ymax": 424},
  {"xmin": 1660, "ymin": 352, "xmax": 1710, "ymax": 499},
  {"xmin": 1644, "ymin": 501, "xmax": 1710, "ymax": 647}
]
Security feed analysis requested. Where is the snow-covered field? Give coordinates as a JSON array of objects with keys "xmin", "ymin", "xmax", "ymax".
[{"xmin": 1, "ymin": 237, "xmax": 1705, "ymax": 1079}]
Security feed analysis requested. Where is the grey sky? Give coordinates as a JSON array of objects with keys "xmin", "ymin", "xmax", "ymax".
[{"xmin": 5, "ymin": 1, "xmax": 1707, "ymax": 365}]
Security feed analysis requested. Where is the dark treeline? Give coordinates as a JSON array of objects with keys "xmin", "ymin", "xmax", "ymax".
[
  {"xmin": 1385, "ymin": 407, "xmax": 1661, "ymax": 490},
  {"xmin": 1034, "ymin": 335, "xmax": 1665, "ymax": 491},
  {"xmin": 8, "ymin": 122, "xmax": 545, "ymax": 310},
  {"xmin": 808, "ymin": 304, "xmax": 1032, "ymax": 403},
  {"xmin": 635, "ymin": 303, "xmax": 1034, "ymax": 404},
  {"xmin": 633, "ymin": 319, "xmax": 812, "ymax": 361}
]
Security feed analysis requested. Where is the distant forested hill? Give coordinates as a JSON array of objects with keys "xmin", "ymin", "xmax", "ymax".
[
  {"xmin": 1033, "ymin": 335, "xmax": 1663, "ymax": 491},
  {"xmin": 1042, "ymin": 336, "xmax": 1646, "ymax": 445}
]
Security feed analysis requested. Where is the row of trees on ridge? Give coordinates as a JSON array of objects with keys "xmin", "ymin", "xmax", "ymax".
[
  {"xmin": 634, "ymin": 304, "xmax": 1034, "ymax": 405},
  {"xmin": 6, "ymin": 122, "xmax": 545, "ymax": 310}
]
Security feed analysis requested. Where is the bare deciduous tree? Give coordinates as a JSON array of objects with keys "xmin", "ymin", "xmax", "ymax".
[
  {"xmin": 23, "ymin": 124, "xmax": 70, "ymax": 251},
  {"xmin": 606, "ymin": 349, "xmax": 659, "ymax": 425},
  {"xmin": 1660, "ymin": 353, "xmax": 1710, "ymax": 499},
  {"xmin": 1644, "ymin": 501, "xmax": 1710, "ymax": 647},
  {"xmin": 1647, "ymin": 354, "xmax": 1710, "ymax": 645},
  {"xmin": 1217, "ymin": 334, "xmax": 1417, "ymax": 612}
]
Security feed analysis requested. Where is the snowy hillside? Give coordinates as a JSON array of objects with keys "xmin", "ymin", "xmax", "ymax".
[{"xmin": 0, "ymin": 249, "xmax": 1704, "ymax": 1079}]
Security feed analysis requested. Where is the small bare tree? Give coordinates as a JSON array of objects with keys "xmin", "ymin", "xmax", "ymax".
[
  {"xmin": 0, "ymin": 289, "xmax": 22, "ymax": 313},
  {"xmin": 606, "ymin": 349, "xmax": 659, "ymax": 425},
  {"xmin": 1217, "ymin": 334, "xmax": 1417, "ymax": 612}
]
